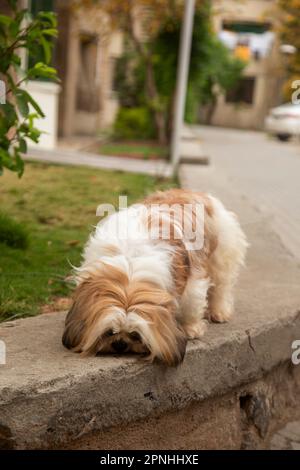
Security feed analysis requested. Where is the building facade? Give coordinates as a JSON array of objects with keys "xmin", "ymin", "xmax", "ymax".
[
  {"xmin": 1, "ymin": 0, "xmax": 287, "ymax": 146},
  {"xmin": 210, "ymin": 0, "xmax": 285, "ymax": 129},
  {"xmin": 55, "ymin": 1, "xmax": 123, "ymax": 139},
  {"xmin": 1, "ymin": 0, "xmax": 124, "ymax": 148}
]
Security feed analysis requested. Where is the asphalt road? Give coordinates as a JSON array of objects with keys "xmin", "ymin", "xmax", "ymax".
[{"xmin": 192, "ymin": 126, "xmax": 300, "ymax": 261}]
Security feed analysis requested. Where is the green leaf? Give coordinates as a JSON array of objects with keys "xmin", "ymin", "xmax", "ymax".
[
  {"xmin": 14, "ymin": 148, "xmax": 24, "ymax": 177},
  {"xmin": 41, "ymin": 36, "xmax": 51, "ymax": 64},
  {"xmin": 27, "ymin": 62, "xmax": 58, "ymax": 81},
  {"xmin": 0, "ymin": 15, "xmax": 12, "ymax": 26},
  {"xmin": 16, "ymin": 93, "xmax": 29, "ymax": 117},
  {"xmin": 37, "ymin": 12, "xmax": 57, "ymax": 28},
  {"xmin": 27, "ymin": 112, "xmax": 39, "ymax": 129},
  {"xmin": 27, "ymin": 127, "xmax": 41, "ymax": 143},
  {"xmin": 19, "ymin": 138, "xmax": 27, "ymax": 154},
  {"xmin": 43, "ymin": 29, "xmax": 58, "ymax": 38},
  {"xmin": 19, "ymin": 89, "xmax": 45, "ymax": 118},
  {"xmin": 1, "ymin": 103, "xmax": 17, "ymax": 127},
  {"xmin": 9, "ymin": 19, "xmax": 21, "ymax": 38},
  {"xmin": 0, "ymin": 148, "xmax": 16, "ymax": 171}
]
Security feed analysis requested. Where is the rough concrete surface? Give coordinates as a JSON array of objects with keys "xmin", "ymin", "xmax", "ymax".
[
  {"xmin": 270, "ymin": 421, "xmax": 300, "ymax": 450},
  {"xmin": 62, "ymin": 363, "xmax": 300, "ymax": 450},
  {"xmin": 1, "ymin": 145, "xmax": 300, "ymax": 449}
]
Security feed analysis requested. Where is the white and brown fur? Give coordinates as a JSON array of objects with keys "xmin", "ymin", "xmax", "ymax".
[{"xmin": 62, "ymin": 189, "xmax": 248, "ymax": 366}]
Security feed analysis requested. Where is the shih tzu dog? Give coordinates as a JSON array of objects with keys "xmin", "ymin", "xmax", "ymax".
[{"xmin": 62, "ymin": 189, "xmax": 247, "ymax": 366}]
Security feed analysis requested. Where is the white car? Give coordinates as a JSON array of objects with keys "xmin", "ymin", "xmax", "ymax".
[{"xmin": 265, "ymin": 103, "xmax": 300, "ymax": 141}]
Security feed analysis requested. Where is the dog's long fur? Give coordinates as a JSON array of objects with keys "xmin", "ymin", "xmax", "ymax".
[{"xmin": 62, "ymin": 189, "xmax": 248, "ymax": 366}]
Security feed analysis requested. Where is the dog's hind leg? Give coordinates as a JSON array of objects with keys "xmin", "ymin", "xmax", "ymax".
[
  {"xmin": 179, "ymin": 276, "xmax": 210, "ymax": 339},
  {"xmin": 207, "ymin": 197, "xmax": 248, "ymax": 323}
]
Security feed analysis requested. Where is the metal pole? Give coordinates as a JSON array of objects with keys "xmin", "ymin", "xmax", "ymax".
[
  {"xmin": 170, "ymin": 0, "xmax": 195, "ymax": 173},
  {"xmin": 19, "ymin": 0, "xmax": 31, "ymax": 71}
]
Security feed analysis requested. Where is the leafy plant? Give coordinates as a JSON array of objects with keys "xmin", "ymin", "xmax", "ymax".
[
  {"xmin": 0, "ymin": 211, "xmax": 29, "ymax": 249},
  {"xmin": 114, "ymin": 107, "xmax": 156, "ymax": 140},
  {"xmin": 76, "ymin": 0, "xmax": 190, "ymax": 144},
  {"xmin": 277, "ymin": 0, "xmax": 300, "ymax": 101},
  {"xmin": 114, "ymin": 2, "xmax": 245, "ymax": 139},
  {"xmin": 0, "ymin": 0, "xmax": 58, "ymax": 177}
]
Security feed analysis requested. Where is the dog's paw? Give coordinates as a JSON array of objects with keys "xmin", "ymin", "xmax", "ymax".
[
  {"xmin": 183, "ymin": 320, "xmax": 208, "ymax": 339},
  {"xmin": 210, "ymin": 308, "xmax": 233, "ymax": 323}
]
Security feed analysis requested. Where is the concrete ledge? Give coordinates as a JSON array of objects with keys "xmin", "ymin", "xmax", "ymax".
[
  {"xmin": 1, "ymin": 310, "xmax": 300, "ymax": 449},
  {"xmin": 179, "ymin": 130, "xmax": 210, "ymax": 165},
  {"xmin": 1, "ymin": 168, "xmax": 300, "ymax": 449},
  {"xmin": 180, "ymin": 155, "xmax": 210, "ymax": 165}
]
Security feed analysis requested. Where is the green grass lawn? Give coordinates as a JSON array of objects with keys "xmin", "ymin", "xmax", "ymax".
[
  {"xmin": 100, "ymin": 142, "xmax": 168, "ymax": 160},
  {"xmin": 0, "ymin": 162, "xmax": 176, "ymax": 322}
]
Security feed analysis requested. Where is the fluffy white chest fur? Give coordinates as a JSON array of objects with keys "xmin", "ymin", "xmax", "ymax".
[{"xmin": 62, "ymin": 189, "xmax": 248, "ymax": 366}]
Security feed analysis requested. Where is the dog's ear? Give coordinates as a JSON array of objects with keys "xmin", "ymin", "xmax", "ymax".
[
  {"xmin": 152, "ymin": 322, "xmax": 187, "ymax": 367},
  {"xmin": 62, "ymin": 274, "xmax": 108, "ymax": 354},
  {"xmin": 62, "ymin": 301, "xmax": 85, "ymax": 351},
  {"xmin": 163, "ymin": 328, "xmax": 187, "ymax": 367},
  {"xmin": 173, "ymin": 330, "xmax": 187, "ymax": 366}
]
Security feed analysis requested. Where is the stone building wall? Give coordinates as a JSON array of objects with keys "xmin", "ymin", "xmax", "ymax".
[{"xmin": 55, "ymin": 1, "xmax": 123, "ymax": 137}]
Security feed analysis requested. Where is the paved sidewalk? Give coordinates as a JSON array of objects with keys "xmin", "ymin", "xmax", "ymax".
[
  {"xmin": 179, "ymin": 127, "xmax": 300, "ymax": 450},
  {"xmin": 26, "ymin": 125, "xmax": 208, "ymax": 178},
  {"xmin": 26, "ymin": 147, "xmax": 173, "ymax": 178},
  {"xmin": 186, "ymin": 126, "xmax": 300, "ymax": 260}
]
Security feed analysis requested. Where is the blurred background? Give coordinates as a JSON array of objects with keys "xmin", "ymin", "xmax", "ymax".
[
  {"xmin": 9, "ymin": 0, "xmax": 298, "ymax": 154},
  {"xmin": 1, "ymin": 0, "xmax": 300, "ymax": 322}
]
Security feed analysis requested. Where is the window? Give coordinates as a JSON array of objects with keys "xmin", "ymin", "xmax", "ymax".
[
  {"xmin": 76, "ymin": 34, "xmax": 100, "ymax": 112},
  {"xmin": 110, "ymin": 58, "xmax": 118, "ymax": 94},
  {"xmin": 219, "ymin": 21, "xmax": 274, "ymax": 61},
  {"xmin": 226, "ymin": 77, "xmax": 255, "ymax": 105},
  {"xmin": 222, "ymin": 21, "xmax": 271, "ymax": 35}
]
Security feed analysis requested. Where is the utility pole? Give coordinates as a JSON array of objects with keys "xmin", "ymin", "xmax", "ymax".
[
  {"xmin": 170, "ymin": 0, "xmax": 195, "ymax": 173},
  {"xmin": 19, "ymin": 0, "xmax": 31, "ymax": 71}
]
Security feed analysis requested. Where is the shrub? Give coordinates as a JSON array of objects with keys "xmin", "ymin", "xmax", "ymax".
[
  {"xmin": 114, "ymin": 107, "xmax": 156, "ymax": 140},
  {"xmin": 0, "ymin": 212, "xmax": 29, "ymax": 249},
  {"xmin": 0, "ymin": 2, "xmax": 58, "ymax": 177}
]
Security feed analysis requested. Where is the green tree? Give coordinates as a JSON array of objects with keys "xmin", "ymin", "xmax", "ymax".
[
  {"xmin": 76, "ymin": 0, "xmax": 191, "ymax": 144},
  {"xmin": 278, "ymin": 0, "xmax": 300, "ymax": 100},
  {"xmin": 114, "ymin": 2, "xmax": 244, "ymax": 140},
  {"xmin": 0, "ymin": 0, "xmax": 58, "ymax": 177},
  {"xmin": 153, "ymin": 7, "xmax": 245, "ymax": 126}
]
